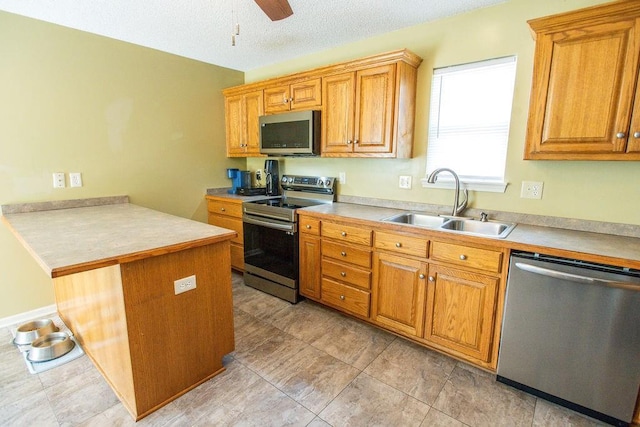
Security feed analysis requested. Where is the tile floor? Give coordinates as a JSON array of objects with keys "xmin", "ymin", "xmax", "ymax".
[{"xmin": 0, "ymin": 272, "xmax": 606, "ymax": 426}]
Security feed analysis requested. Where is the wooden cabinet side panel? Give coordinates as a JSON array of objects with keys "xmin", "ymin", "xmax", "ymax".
[
  {"xmin": 371, "ymin": 252, "xmax": 427, "ymax": 337},
  {"xmin": 120, "ymin": 243, "xmax": 234, "ymax": 416},
  {"xmin": 53, "ymin": 266, "xmax": 137, "ymax": 416},
  {"xmin": 300, "ymin": 234, "xmax": 322, "ymax": 300},
  {"xmin": 394, "ymin": 61, "xmax": 418, "ymax": 158},
  {"xmin": 354, "ymin": 64, "xmax": 396, "ymax": 154}
]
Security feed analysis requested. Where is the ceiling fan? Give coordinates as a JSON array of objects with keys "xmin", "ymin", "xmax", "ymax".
[{"xmin": 254, "ymin": 0, "xmax": 293, "ymax": 21}]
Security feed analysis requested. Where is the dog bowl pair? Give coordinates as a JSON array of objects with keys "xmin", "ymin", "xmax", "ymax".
[{"xmin": 13, "ymin": 319, "xmax": 75, "ymax": 362}]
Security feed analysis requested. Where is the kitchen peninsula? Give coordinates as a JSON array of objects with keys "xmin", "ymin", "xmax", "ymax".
[{"xmin": 1, "ymin": 196, "xmax": 236, "ymax": 421}]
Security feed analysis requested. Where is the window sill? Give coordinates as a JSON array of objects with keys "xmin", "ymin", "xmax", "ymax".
[{"xmin": 420, "ymin": 178, "xmax": 508, "ymax": 193}]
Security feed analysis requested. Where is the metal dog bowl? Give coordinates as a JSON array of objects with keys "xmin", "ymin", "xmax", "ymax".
[
  {"xmin": 13, "ymin": 319, "xmax": 59, "ymax": 345},
  {"xmin": 27, "ymin": 332, "xmax": 75, "ymax": 362}
]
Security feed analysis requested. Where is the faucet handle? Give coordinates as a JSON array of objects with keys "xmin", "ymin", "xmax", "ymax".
[{"xmin": 480, "ymin": 212, "xmax": 488, "ymax": 222}]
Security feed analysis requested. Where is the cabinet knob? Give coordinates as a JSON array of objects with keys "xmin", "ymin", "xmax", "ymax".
[
  {"xmin": 347, "ymin": 140, "xmax": 353, "ymax": 145},
  {"xmin": 459, "ymin": 254, "xmax": 467, "ymax": 260},
  {"xmin": 419, "ymin": 273, "xmax": 425, "ymax": 279},
  {"xmin": 616, "ymin": 132, "xmax": 626, "ymax": 139},
  {"xmin": 340, "ymin": 295, "xmax": 345, "ymax": 300},
  {"xmin": 354, "ymin": 140, "xmax": 359, "ymax": 144},
  {"xmin": 395, "ymin": 242, "xmax": 402, "ymax": 248},
  {"xmin": 341, "ymin": 251, "xmax": 347, "ymax": 257},
  {"xmin": 634, "ymin": 132, "xmax": 640, "ymax": 139},
  {"xmin": 221, "ymin": 207, "xmax": 226, "ymax": 212},
  {"xmin": 341, "ymin": 231, "xmax": 347, "ymax": 237},
  {"xmin": 305, "ymin": 224, "xmax": 311, "ymax": 229},
  {"xmin": 428, "ymin": 276, "xmax": 435, "ymax": 282},
  {"xmin": 283, "ymin": 98, "xmax": 289, "ymax": 104},
  {"xmin": 340, "ymin": 272, "xmax": 346, "ymax": 277}
]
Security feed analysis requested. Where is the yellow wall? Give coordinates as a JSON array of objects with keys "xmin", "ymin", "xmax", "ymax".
[
  {"xmin": 246, "ymin": 0, "xmax": 639, "ymax": 226},
  {"xmin": 0, "ymin": 12, "xmax": 245, "ymax": 318}
]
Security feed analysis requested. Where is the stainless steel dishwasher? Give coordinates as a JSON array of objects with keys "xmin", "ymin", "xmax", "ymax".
[{"xmin": 497, "ymin": 252, "xmax": 640, "ymax": 427}]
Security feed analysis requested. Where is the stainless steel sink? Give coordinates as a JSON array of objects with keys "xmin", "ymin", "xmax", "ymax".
[
  {"xmin": 381, "ymin": 212, "xmax": 449, "ymax": 228},
  {"xmin": 440, "ymin": 218, "xmax": 516, "ymax": 238},
  {"xmin": 382, "ymin": 212, "xmax": 516, "ymax": 239}
]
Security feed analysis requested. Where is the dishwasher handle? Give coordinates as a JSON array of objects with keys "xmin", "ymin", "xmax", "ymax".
[{"xmin": 514, "ymin": 262, "xmax": 640, "ymax": 292}]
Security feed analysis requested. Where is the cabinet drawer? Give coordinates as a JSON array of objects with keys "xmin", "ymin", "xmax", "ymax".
[
  {"xmin": 322, "ymin": 222, "xmax": 372, "ymax": 246},
  {"xmin": 322, "ymin": 258, "xmax": 371, "ymax": 290},
  {"xmin": 322, "ymin": 240, "xmax": 371, "ymax": 268},
  {"xmin": 300, "ymin": 217, "xmax": 321, "ymax": 235},
  {"xmin": 207, "ymin": 200, "xmax": 243, "ymax": 218},
  {"xmin": 208, "ymin": 215, "xmax": 243, "ymax": 244},
  {"xmin": 431, "ymin": 241, "xmax": 502, "ymax": 273},
  {"xmin": 321, "ymin": 278, "xmax": 370, "ymax": 318},
  {"xmin": 374, "ymin": 231, "xmax": 429, "ymax": 258}
]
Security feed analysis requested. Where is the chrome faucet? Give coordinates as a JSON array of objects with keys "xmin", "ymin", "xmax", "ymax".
[{"xmin": 426, "ymin": 168, "xmax": 468, "ymax": 217}]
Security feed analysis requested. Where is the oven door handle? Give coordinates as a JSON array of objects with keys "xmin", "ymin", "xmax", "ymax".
[{"xmin": 243, "ymin": 215, "xmax": 296, "ymax": 233}]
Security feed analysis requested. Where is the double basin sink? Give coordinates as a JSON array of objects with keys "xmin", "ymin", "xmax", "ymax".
[{"xmin": 382, "ymin": 212, "xmax": 516, "ymax": 239}]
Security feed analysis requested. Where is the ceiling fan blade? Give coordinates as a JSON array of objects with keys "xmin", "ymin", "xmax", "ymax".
[{"xmin": 254, "ymin": 0, "xmax": 293, "ymax": 21}]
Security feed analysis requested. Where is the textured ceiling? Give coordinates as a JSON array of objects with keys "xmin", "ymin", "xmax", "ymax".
[{"xmin": 0, "ymin": 0, "xmax": 505, "ymax": 71}]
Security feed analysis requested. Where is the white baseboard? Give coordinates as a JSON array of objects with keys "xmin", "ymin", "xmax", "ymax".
[{"xmin": 0, "ymin": 305, "xmax": 57, "ymax": 328}]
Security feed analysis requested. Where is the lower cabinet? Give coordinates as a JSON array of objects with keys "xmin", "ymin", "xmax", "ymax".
[
  {"xmin": 423, "ymin": 264, "xmax": 499, "ymax": 363},
  {"xmin": 299, "ymin": 233, "xmax": 322, "ymax": 299},
  {"xmin": 297, "ymin": 213, "xmax": 506, "ymax": 370},
  {"xmin": 206, "ymin": 196, "xmax": 245, "ymax": 271},
  {"xmin": 371, "ymin": 252, "xmax": 428, "ymax": 337}
]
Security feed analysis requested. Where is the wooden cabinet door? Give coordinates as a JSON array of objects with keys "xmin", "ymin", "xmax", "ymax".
[
  {"xmin": 354, "ymin": 64, "xmax": 396, "ymax": 154},
  {"xmin": 299, "ymin": 233, "xmax": 322, "ymax": 300},
  {"xmin": 526, "ymin": 16, "xmax": 640, "ymax": 158},
  {"xmin": 244, "ymin": 90, "xmax": 264, "ymax": 156},
  {"xmin": 371, "ymin": 252, "xmax": 427, "ymax": 337},
  {"xmin": 290, "ymin": 78, "xmax": 322, "ymax": 110},
  {"xmin": 224, "ymin": 90, "xmax": 263, "ymax": 157},
  {"xmin": 424, "ymin": 265, "xmax": 498, "ymax": 362},
  {"xmin": 322, "ymin": 72, "xmax": 355, "ymax": 153},
  {"xmin": 225, "ymin": 94, "xmax": 246, "ymax": 156},
  {"xmin": 264, "ymin": 85, "xmax": 290, "ymax": 113},
  {"xmin": 627, "ymin": 72, "xmax": 640, "ymax": 153}
]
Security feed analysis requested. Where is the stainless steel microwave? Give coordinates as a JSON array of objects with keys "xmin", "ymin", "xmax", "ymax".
[{"xmin": 259, "ymin": 110, "xmax": 320, "ymax": 156}]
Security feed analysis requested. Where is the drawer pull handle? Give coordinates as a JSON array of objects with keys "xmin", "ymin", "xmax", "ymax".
[
  {"xmin": 459, "ymin": 254, "xmax": 467, "ymax": 260},
  {"xmin": 419, "ymin": 274, "xmax": 425, "ymax": 279},
  {"xmin": 341, "ymin": 251, "xmax": 347, "ymax": 257},
  {"xmin": 340, "ymin": 295, "xmax": 345, "ymax": 300},
  {"xmin": 395, "ymin": 242, "xmax": 402, "ymax": 248},
  {"xmin": 341, "ymin": 231, "xmax": 347, "ymax": 237},
  {"xmin": 428, "ymin": 276, "xmax": 435, "ymax": 282},
  {"xmin": 340, "ymin": 272, "xmax": 346, "ymax": 277},
  {"xmin": 306, "ymin": 224, "xmax": 311, "ymax": 229}
]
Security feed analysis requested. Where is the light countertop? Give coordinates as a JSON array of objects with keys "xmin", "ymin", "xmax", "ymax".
[
  {"xmin": 299, "ymin": 203, "xmax": 640, "ymax": 268},
  {"xmin": 2, "ymin": 201, "xmax": 236, "ymax": 278}
]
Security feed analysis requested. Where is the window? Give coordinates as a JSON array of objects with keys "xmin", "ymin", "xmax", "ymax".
[{"xmin": 424, "ymin": 56, "xmax": 517, "ymax": 192}]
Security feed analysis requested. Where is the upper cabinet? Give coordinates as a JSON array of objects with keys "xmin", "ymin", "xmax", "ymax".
[
  {"xmin": 264, "ymin": 78, "xmax": 322, "ymax": 113},
  {"xmin": 525, "ymin": 0, "xmax": 640, "ymax": 160},
  {"xmin": 222, "ymin": 49, "xmax": 422, "ymax": 158},
  {"xmin": 225, "ymin": 89, "xmax": 264, "ymax": 157}
]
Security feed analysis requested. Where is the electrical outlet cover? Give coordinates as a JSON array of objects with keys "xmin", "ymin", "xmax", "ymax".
[
  {"xmin": 521, "ymin": 181, "xmax": 543, "ymax": 199},
  {"xmin": 174, "ymin": 275, "xmax": 197, "ymax": 295},
  {"xmin": 399, "ymin": 175, "xmax": 412, "ymax": 189},
  {"xmin": 70, "ymin": 172, "xmax": 82, "ymax": 187},
  {"xmin": 53, "ymin": 172, "xmax": 65, "ymax": 188}
]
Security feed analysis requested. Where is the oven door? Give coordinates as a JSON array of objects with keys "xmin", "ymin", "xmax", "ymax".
[{"xmin": 242, "ymin": 214, "xmax": 300, "ymax": 303}]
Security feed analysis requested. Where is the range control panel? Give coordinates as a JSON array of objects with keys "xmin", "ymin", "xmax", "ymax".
[{"xmin": 281, "ymin": 175, "xmax": 335, "ymax": 191}]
